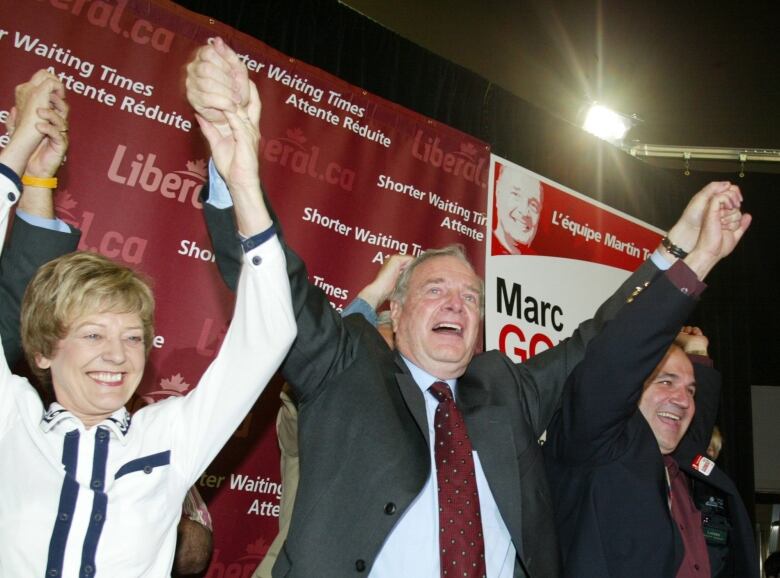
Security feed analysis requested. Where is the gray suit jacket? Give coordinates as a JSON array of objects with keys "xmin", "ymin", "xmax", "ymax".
[{"xmin": 203, "ymin": 200, "xmax": 661, "ymax": 578}]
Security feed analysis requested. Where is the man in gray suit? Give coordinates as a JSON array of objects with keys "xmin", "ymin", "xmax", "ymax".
[
  {"xmin": 186, "ymin": 38, "xmax": 734, "ymax": 578},
  {"xmin": 255, "ymin": 258, "xmax": 408, "ymax": 578}
]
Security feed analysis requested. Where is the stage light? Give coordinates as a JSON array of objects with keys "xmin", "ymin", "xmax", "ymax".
[{"xmin": 582, "ymin": 103, "xmax": 632, "ymax": 143}]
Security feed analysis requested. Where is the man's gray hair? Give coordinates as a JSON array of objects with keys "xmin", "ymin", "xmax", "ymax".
[{"xmin": 390, "ymin": 245, "xmax": 484, "ymax": 317}]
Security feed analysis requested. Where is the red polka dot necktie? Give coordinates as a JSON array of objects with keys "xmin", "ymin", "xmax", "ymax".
[{"xmin": 429, "ymin": 381, "xmax": 487, "ymax": 578}]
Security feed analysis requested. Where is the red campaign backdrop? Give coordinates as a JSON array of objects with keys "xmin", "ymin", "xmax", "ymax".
[{"xmin": 0, "ymin": 0, "xmax": 490, "ymax": 573}]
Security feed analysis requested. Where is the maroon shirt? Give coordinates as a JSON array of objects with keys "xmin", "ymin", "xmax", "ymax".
[{"xmin": 664, "ymin": 456, "xmax": 711, "ymax": 577}]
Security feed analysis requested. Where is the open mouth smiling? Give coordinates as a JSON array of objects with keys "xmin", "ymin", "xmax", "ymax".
[
  {"xmin": 89, "ymin": 372, "xmax": 124, "ymax": 385},
  {"xmin": 433, "ymin": 322, "xmax": 463, "ymax": 336},
  {"xmin": 657, "ymin": 411, "xmax": 682, "ymax": 423}
]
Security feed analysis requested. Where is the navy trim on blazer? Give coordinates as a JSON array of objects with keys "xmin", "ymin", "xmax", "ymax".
[
  {"xmin": 0, "ymin": 162, "xmax": 22, "ymax": 192},
  {"xmin": 46, "ymin": 429, "xmax": 80, "ymax": 577},
  {"xmin": 114, "ymin": 450, "xmax": 171, "ymax": 479},
  {"xmin": 81, "ymin": 427, "xmax": 110, "ymax": 577}
]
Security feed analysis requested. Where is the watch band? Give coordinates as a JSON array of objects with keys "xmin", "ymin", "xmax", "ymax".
[{"xmin": 661, "ymin": 236, "xmax": 689, "ymax": 259}]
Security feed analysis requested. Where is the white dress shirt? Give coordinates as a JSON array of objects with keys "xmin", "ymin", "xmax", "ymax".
[
  {"xmin": 368, "ymin": 357, "xmax": 516, "ymax": 578},
  {"xmin": 0, "ymin": 169, "xmax": 296, "ymax": 577}
]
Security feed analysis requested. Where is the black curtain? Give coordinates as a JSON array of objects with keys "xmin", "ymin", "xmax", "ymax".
[{"xmin": 176, "ymin": 0, "xmax": 780, "ymax": 517}]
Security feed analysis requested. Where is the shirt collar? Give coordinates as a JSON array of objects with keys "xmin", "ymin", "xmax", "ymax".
[
  {"xmin": 400, "ymin": 354, "xmax": 457, "ymax": 396},
  {"xmin": 40, "ymin": 403, "xmax": 133, "ymax": 443}
]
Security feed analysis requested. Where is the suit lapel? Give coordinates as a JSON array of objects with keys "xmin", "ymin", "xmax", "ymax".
[
  {"xmin": 458, "ymin": 374, "xmax": 525, "ymax": 559},
  {"xmin": 672, "ymin": 452, "xmax": 734, "ymax": 572},
  {"xmin": 394, "ymin": 354, "xmax": 430, "ymax": 446},
  {"xmin": 677, "ymin": 453, "xmax": 734, "ymax": 497}
]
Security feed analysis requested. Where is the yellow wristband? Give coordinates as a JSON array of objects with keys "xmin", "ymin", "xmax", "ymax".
[{"xmin": 22, "ymin": 175, "xmax": 58, "ymax": 189}]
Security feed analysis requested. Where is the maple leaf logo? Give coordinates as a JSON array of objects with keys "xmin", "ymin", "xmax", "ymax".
[
  {"xmin": 186, "ymin": 159, "xmax": 208, "ymax": 178},
  {"xmin": 286, "ymin": 128, "xmax": 306, "ymax": 144},
  {"xmin": 140, "ymin": 373, "xmax": 191, "ymax": 404},
  {"xmin": 459, "ymin": 142, "xmax": 478, "ymax": 158},
  {"xmin": 176, "ymin": 158, "xmax": 208, "ymax": 181},
  {"xmin": 55, "ymin": 190, "xmax": 79, "ymax": 221},
  {"xmin": 160, "ymin": 373, "xmax": 190, "ymax": 394},
  {"xmin": 246, "ymin": 537, "xmax": 269, "ymax": 557}
]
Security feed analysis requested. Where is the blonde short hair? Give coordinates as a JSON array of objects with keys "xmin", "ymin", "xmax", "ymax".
[{"xmin": 21, "ymin": 251, "xmax": 155, "ymax": 385}]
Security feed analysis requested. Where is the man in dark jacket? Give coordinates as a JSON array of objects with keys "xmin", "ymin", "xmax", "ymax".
[{"xmin": 544, "ymin": 210, "xmax": 757, "ymax": 577}]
